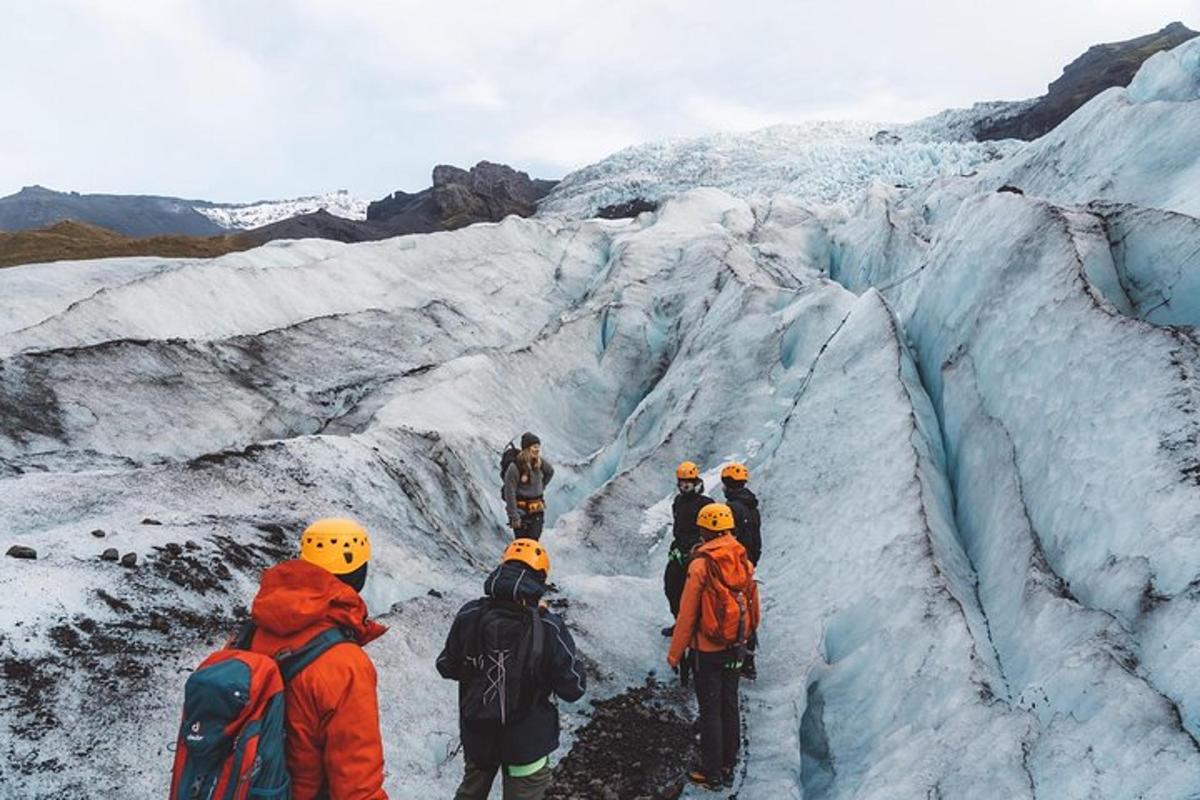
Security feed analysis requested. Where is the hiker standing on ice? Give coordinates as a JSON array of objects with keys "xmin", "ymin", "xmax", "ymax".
[
  {"xmin": 667, "ymin": 503, "xmax": 760, "ymax": 791},
  {"xmin": 721, "ymin": 462, "xmax": 761, "ymax": 680},
  {"xmin": 504, "ymin": 432, "xmax": 555, "ymax": 540},
  {"xmin": 170, "ymin": 518, "xmax": 388, "ymax": 800},
  {"xmin": 662, "ymin": 460, "xmax": 713, "ymax": 637},
  {"xmin": 437, "ymin": 539, "xmax": 587, "ymax": 800}
]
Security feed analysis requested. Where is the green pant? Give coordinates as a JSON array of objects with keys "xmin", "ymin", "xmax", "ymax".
[{"xmin": 453, "ymin": 759, "xmax": 552, "ymax": 800}]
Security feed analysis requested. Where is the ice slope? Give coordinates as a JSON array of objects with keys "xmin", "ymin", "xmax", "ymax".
[
  {"xmin": 194, "ymin": 189, "xmax": 368, "ymax": 229},
  {"xmin": 538, "ymin": 121, "xmax": 1019, "ymax": 220},
  {"xmin": 0, "ymin": 190, "xmax": 1053, "ymax": 799}
]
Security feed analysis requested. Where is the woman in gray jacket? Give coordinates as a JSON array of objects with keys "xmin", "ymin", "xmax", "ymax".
[{"xmin": 504, "ymin": 432, "xmax": 555, "ymax": 540}]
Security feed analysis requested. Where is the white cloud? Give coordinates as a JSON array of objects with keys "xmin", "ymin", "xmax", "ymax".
[{"xmin": 1, "ymin": 0, "xmax": 1197, "ymax": 199}]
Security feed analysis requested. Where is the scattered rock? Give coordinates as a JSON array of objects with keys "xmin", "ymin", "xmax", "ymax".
[
  {"xmin": 998, "ymin": 184, "xmax": 1025, "ymax": 195},
  {"xmin": 120, "ymin": 553, "xmax": 138, "ymax": 568},
  {"xmin": 427, "ymin": 588, "xmax": 444, "ymax": 599},
  {"xmin": 597, "ymin": 198, "xmax": 659, "ymax": 220},
  {"xmin": 140, "ymin": 518, "xmax": 162, "ymax": 526},
  {"xmin": 184, "ymin": 540, "xmax": 200, "ymax": 551},
  {"xmin": 90, "ymin": 529, "xmax": 106, "ymax": 539},
  {"xmin": 100, "ymin": 548, "xmax": 119, "ymax": 562},
  {"xmin": 546, "ymin": 682, "xmax": 695, "ymax": 800},
  {"xmin": 6, "ymin": 545, "xmax": 37, "ymax": 560},
  {"xmin": 164, "ymin": 542, "xmax": 183, "ymax": 557}
]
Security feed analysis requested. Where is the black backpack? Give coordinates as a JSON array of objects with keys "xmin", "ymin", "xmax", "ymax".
[
  {"xmin": 460, "ymin": 600, "xmax": 545, "ymax": 725},
  {"xmin": 500, "ymin": 441, "xmax": 520, "ymax": 500}
]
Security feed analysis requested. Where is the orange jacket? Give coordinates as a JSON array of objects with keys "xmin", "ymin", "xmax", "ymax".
[
  {"xmin": 249, "ymin": 559, "xmax": 389, "ymax": 800},
  {"xmin": 667, "ymin": 534, "xmax": 760, "ymax": 667}
]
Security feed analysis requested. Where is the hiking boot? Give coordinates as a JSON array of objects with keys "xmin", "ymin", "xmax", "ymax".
[
  {"xmin": 741, "ymin": 656, "xmax": 757, "ymax": 681},
  {"xmin": 661, "ymin": 624, "xmax": 675, "ymax": 637},
  {"xmin": 688, "ymin": 770, "xmax": 722, "ymax": 790}
]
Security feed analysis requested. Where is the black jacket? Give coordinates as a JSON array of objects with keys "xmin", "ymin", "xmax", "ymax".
[
  {"xmin": 436, "ymin": 562, "xmax": 586, "ymax": 766},
  {"xmin": 724, "ymin": 485, "xmax": 762, "ymax": 565},
  {"xmin": 671, "ymin": 491, "xmax": 714, "ymax": 558}
]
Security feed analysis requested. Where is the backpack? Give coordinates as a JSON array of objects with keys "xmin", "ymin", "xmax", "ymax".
[
  {"xmin": 499, "ymin": 441, "xmax": 520, "ymax": 500},
  {"xmin": 459, "ymin": 601, "xmax": 545, "ymax": 726},
  {"xmin": 696, "ymin": 548, "xmax": 758, "ymax": 650},
  {"xmin": 169, "ymin": 624, "xmax": 353, "ymax": 800}
]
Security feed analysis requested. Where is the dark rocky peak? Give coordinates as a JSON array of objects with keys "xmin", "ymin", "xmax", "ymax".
[{"xmin": 976, "ymin": 21, "xmax": 1198, "ymax": 140}]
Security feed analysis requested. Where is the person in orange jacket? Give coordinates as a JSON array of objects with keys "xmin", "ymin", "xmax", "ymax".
[
  {"xmin": 245, "ymin": 518, "xmax": 389, "ymax": 800},
  {"xmin": 667, "ymin": 503, "xmax": 760, "ymax": 791}
]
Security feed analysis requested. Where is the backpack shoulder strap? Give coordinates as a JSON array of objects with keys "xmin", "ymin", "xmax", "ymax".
[
  {"xmin": 230, "ymin": 620, "xmax": 257, "ymax": 650},
  {"xmin": 527, "ymin": 607, "xmax": 545, "ymax": 677},
  {"xmin": 276, "ymin": 627, "xmax": 356, "ymax": 683}
]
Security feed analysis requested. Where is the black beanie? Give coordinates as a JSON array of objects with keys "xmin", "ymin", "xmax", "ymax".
[{"xmin": 521, "ymin": 431, "xmax": 541, "ymax": 449}]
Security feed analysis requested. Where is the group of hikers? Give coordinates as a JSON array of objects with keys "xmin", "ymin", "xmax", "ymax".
[{"xmin": 169, "ymin": 433, "xmax": 762, "ymax": 799}]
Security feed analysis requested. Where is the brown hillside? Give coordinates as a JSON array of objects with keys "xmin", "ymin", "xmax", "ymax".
[{"xmin": 0, "ymin": 220, "xmax": 257, "ymax": 268}]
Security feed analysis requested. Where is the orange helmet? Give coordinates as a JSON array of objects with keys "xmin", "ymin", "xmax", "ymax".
[
  {"xmin": 696, "ymin": 503, "xmax": 736, "ymax": 533},
  {"xmin": 721, "ymin": 463, "xmax": 749, "ymax": 482},
  {"xmin": 676, "ymin": 461, "xmax": 700, "ymax": 480},
  {"xmin": 300, "ymin": 518, "xmax": 371, "ymax": 575},
  {"xmin": 503, "ymin": 538, "xmax": 550, "ymax": 576}
]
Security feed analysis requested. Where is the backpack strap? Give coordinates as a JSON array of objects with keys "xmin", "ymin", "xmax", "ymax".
[
  {"xmin": 276, "ymin": 627, "xmax": 356, "ymax": 683},
  {"xmin": 526, "ymin": 606, "xmax": 545, "ymax": 678},
  {"xmin": 230, "ymin": 620, "xmax": 257, "ymax": 650}
]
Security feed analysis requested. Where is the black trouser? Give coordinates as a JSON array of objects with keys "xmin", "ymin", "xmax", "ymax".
[
  {"xmin": 453, "ymin": 759, "xmax": 552, "ymax": 800},
  {"xmin": 663, "ymin": 557, "xmax": 686, "ymax": 616},
  {"xmin": 514, "ymin": 511, "xmax": 544, "ymax": 540},
  {"xmin": 694, "ymin": 649, "xmax": 741, "ymax": 778}
]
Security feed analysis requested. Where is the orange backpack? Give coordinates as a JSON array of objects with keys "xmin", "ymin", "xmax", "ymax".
[{"xmin": 696, "ymin": 543, "xmax": 759, "ymax": 648}]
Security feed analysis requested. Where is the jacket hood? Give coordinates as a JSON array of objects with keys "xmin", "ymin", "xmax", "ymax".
[
  {"xmin": 725, "ymin": 485, "xmax": 759, "ymax": 509},
  {"xmin": 251, "ymin": 559, "xmax": 387, "ymax": 646},
  {"xmin": 697, "ymin": 534, "xmax": 754, "ymax": 591},
  {"xmin": 483, "ymin": 561, "xmax": 547, "ymax": 605}
]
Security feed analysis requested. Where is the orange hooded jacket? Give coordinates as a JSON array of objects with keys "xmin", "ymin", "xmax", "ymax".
[
  {"xmin": 248, "ymin": 559, "xmax": 389, "ymax": 800},
  {"xmin": 667, "ymin": 533, "xmax": 760, "ymax": 667}
]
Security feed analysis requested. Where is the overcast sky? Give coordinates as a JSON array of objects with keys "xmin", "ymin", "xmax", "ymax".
[{"xmin": 2, "ymin": 0, "xmax": 1197, "ymax": 201}]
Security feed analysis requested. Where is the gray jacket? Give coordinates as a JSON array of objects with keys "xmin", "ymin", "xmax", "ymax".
[{"xmin": 504, "ymin": 459, "xmax": 555, "ymax": 524}]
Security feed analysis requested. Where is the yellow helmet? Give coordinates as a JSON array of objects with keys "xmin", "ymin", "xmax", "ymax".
[
  {"xmin": 503, "ymin": 538, "xmax": 550, "ymax": 576},
  {"xmin": 721, "ymin": 463, "xmax": 749, "ymax": 482},
  {"xmin": 696, "ymin": 503, "xmax": 735, "ymax": 533},
  {"xmin": 300, "ymin": 518, "xmax": 371, "ymax": 575},
  {"xmin": 676, "ymin": 461, "xmax": 700, "ymax": 480}
]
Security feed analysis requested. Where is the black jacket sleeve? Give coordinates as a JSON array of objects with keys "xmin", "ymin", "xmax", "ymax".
[
  {"xmin": 540, "ymin": 612, "xmax": 586, "ymax": 702},
  {"xmin": 745, "ymin": 503, "xmax": 762, "ymax": 565},
  {"xmin": 436, "ymin": 602, "xmax": 478, "ymax": 681}
]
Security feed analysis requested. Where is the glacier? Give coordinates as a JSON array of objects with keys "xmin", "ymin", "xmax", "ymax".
[
  {"xmin": 2, "ymin": 36, "xmax": 1200, "ymax": 800},
  {"xmin": 193, "ymin": 189, "xmax": 369, "ymax": 229}
]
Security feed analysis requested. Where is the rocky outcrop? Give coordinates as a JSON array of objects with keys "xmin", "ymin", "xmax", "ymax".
[
  {"xmin": 367, "ymin": 161, "xmax": 557, "ymax": 232},
  {"xmin": 976, "ymin": 22, "xmax": 1197, "ymax": 140}
]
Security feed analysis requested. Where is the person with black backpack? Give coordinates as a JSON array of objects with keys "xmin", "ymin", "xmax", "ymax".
[
  {"xmin": 502, "ymin": 432, "xmax": 555, "ymax": 540},
  {"xmin": 437, "ymin": 539, "xmax": 586, "ymax": 800},
  {"xmin": 663, "ymin": 460, "xmax": 713, "ymax": 638},
  {"xmin": 170, "ymin": 518, "xmax": 388, "ymax": 800},
  {"xmin": 667, "ymin": 503, "xmax": 760, "ymax": 791}
]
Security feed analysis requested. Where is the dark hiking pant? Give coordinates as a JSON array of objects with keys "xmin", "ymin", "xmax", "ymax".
[
  {"xmin": 663, "ymin": 557, "xmax": 687, "ymax": 616},
  {"xmin": 453, "ymin": 759, "xmax": 552, "ymax": 800},
  {"xmin": 514, "ymin": 511, "xmax": 545, "ymax": 540},
  {"xmin": 695, "ymin": 649, "xmax": 741, "ymax": 779}
]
